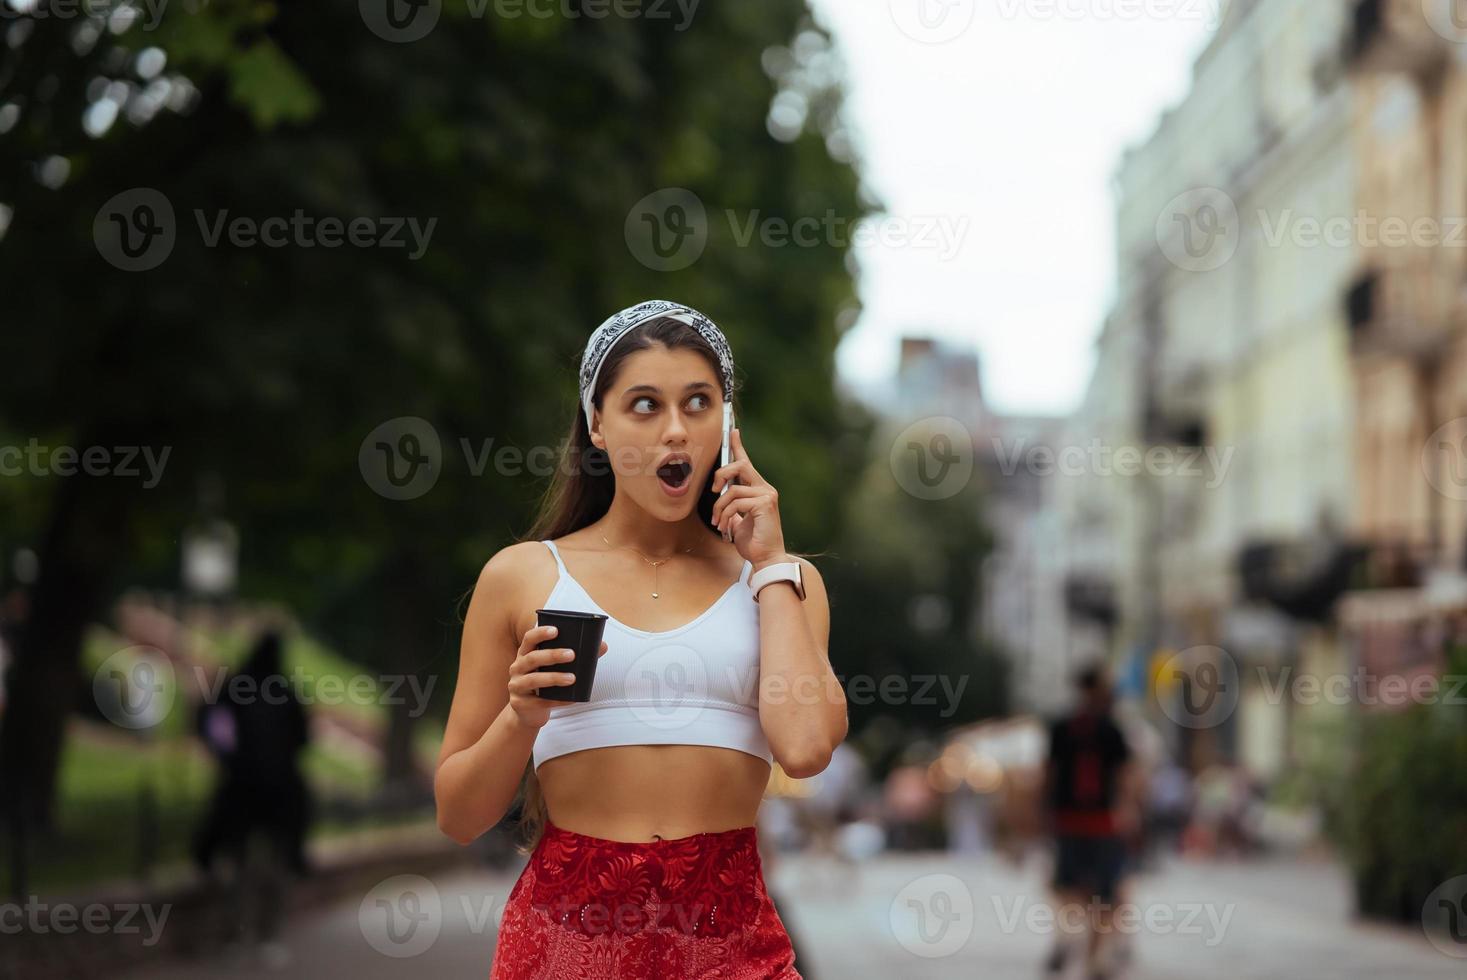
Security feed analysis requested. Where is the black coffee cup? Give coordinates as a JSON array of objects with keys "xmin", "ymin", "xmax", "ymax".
[{"xmin": 533, "ymin": 609, "xmax": 608, "ymax": 702}]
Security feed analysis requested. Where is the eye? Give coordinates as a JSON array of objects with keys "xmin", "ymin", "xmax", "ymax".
[
  {"xmin": 631, "ymin": 396, "xmax": 657, "ymax": 414},
  {"xmin": 688, "ymin": 393, "xmax": 712, "ymax": 411}
]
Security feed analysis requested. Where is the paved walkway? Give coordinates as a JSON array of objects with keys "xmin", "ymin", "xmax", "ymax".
[
  {"xmin": 124, "ymin": 850, "xmax": 1462, "ymax": 979},
  {"xmin": 770, "ymin": 850, "xmax": 1462, "ymax": 979}
]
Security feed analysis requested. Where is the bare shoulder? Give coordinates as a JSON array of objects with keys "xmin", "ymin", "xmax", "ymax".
[
  {"xmin": 478, "ymin": 539, "xmax": 559, "ymax": 639},
  {"xmin": 479, "ymin": 539, "xmax": 552, "ymax": 582}
]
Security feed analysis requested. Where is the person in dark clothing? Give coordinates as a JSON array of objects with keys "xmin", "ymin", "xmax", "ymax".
[
  {"xmin": 191, "ymin": 628, "xmax": 313, "ymax": 958},
  {"xmin": 1041, "ymin": 664, "xmax": 1138, "ymax": 980}
]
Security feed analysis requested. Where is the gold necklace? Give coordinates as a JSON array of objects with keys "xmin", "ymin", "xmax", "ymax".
[{"xmin": 600, "ymin": 534, "xmax": 701, "ymax": 599}]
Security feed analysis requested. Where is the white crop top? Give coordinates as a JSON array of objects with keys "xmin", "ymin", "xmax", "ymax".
[{"xmin": 530, "ymin": 539, "xmax": 773, "ymax": 771}]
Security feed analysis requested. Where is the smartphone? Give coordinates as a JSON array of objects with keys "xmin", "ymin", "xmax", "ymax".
[
  {"xmin": 719, "ymin": 403, "xmax": 733, "ymax": 497},
  {"xmin": 719, "ymin": 403, "xmax": 733, "ymax": 541}
]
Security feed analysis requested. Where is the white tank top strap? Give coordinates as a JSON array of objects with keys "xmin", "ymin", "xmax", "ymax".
[
  {"xmin": 739, "ymin": 559, "xmax": 752, "ymax": 585},
  {"xmin": 540, "ymin": 539, "xmax": 568, "ymax": 575}
]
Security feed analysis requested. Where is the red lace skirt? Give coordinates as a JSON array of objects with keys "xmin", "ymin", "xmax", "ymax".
[{"xmin": 488, "ymin": 818, "xmax": 802, "ymax": 979}]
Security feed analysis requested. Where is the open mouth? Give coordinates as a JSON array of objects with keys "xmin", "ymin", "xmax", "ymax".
[{"xmin": 656, "ymin": 459, "xmax": 692, "ymax": 491}]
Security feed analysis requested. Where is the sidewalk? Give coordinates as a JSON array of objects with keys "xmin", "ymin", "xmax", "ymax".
[
  {"xmin": 768, "ymin": 849, "xmax": 1462, "ymax": 979},
  {"xmin": 102, "ymin": 848, "xmax": 1464, "ymax": 979},
  {"xmin": 4, "ymin": 818, "xmax": 471, "ymax": 980}
]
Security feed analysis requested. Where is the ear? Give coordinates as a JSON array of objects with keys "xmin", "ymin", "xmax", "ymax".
[{"xmin": 588, "ymin": 411, "xmax": 606, "ymax": 450}]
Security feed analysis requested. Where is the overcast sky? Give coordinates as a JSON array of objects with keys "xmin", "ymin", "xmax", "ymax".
[{"xmin": 808, "ymin": 0, "xmax": 1218, "ymax": 416}]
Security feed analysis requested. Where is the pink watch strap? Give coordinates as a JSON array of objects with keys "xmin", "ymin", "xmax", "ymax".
[{"xmin": 749, "ymin": 561, "xmax": 805, "ymax": 601}]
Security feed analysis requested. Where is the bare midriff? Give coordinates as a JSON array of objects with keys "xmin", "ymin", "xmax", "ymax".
[{"xmin": 536, "ymin": 744, "xmax": 772, "ymax": 843}]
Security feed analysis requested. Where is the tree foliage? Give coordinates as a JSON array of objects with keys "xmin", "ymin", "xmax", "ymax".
[{"xmin": 0, "ymin": 0, "xmax": 871, "ymax": 826}]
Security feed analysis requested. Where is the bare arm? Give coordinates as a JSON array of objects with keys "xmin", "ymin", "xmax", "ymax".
[
  {"xmin": 1115, "ymin": 757, "xmax": 1146, "ymax": 836},
  {"xmin": 433, "ymin": 545, "xmax": 606, "ymax": 845},
  {"xmin": 708, "ymin": 427, "xmax": 845, "ymax": 780},
  {"xmin": 754, "ymin": 555, "xmax": 846, "ymax": 779}
]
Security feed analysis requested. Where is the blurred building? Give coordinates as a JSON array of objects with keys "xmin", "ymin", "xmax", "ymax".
[
  {"xmin": 1341, "ymin": 0, "xmax": 1467, "ymax": 673},
  {"xmin": 1060, "ymin": 0, "xmax": 1467, "ymax": 779},
  {"xmin": 889, "ymin": 336, "xmax": 1068, "ymax": 715},
  {"xmin": 978, "ymin": 411, "xmax": 1067, "ymax": 715},
  {"xmin": 893, "ymin": 336, "xmax": 986, "ymax": 436}
]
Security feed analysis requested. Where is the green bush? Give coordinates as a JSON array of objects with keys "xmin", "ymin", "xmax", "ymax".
[{"xmin": 1336, "ymin": 643, "xmax": 1467, "ymax": 923}]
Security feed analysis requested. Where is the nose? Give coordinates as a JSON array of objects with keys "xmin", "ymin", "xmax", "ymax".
[{"xmin": 662, "ymin": 406, "xmax": 690, "ymax": 443}]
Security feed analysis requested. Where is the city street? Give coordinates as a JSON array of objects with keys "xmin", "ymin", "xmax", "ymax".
[{"xmin": 128, "ymin": 849, "xmax": 1461, "ymax": 979}]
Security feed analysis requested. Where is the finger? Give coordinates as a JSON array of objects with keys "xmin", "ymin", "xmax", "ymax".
[
  {"xmin": 717, "ymin": 494, "xmax": 758, "ymax": 536},
  {"xmin": 599, "ymin": 641, "xmax": 609, "ymax": 656},
  {"xmin": 515, "ymin": 648, "xmax": 575, "ymax": 673},
  {"xmin": 730, "ymin": 425, "xmax": 747, "ymax": 461},
  {"xmin": 712, "ymin": 458, "xmax": 751, "ymax": 493},
  {"xmin": 521, "ymin": 624, "xmax": 560, "ymax": 652},
  {"xmin": 511, "ymin": 670, "xmax": 577, "ymax": 694},
  {"xmin": 728, "ymin": 428, "xmax": 764, "ymax": 485},
  {"xmin": 711, "ymin": 483, "xmax": 759, "ymax": 524}
]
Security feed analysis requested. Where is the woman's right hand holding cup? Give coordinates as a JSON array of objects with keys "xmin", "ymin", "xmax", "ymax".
[{"xmin": 507, "ymin": 625, "xmax": 608, "ymax": 730}]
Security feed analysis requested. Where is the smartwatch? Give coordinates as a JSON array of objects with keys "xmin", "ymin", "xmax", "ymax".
[{"xmin": 749, "ymin": 560, "xmax": 806, "ymax": 602}]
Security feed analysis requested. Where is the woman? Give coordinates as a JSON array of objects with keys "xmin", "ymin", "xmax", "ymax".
[{"xmin": 435, "ymin": 300, "xmax": 847, "ymax": 978}]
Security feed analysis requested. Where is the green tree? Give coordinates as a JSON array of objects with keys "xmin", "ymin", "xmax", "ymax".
[
  {"xmin": 824, "ymin": 412, "xmax": 1009, "ymax": 773},
  {"xmin": 0, "ymin": 0, "xmax": 870, "ymax": 837}
]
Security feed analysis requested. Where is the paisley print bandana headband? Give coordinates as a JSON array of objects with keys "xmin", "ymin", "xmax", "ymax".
[{"xmin": 579, "ymin": 299, "xmax": 734, "ymax": 429}]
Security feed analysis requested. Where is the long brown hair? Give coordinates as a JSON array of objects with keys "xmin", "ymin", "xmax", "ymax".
[{"xmin": 509, "ymin": 314, "xmax": 741, "ymax": 853}]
